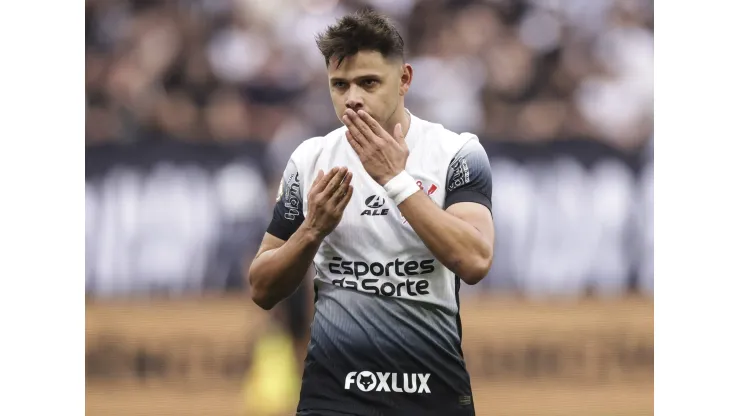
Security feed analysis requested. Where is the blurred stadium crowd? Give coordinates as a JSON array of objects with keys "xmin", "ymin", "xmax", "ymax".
[{"xmin": 85, "ymin": 0, "xmax": 654, "ymax": 299}]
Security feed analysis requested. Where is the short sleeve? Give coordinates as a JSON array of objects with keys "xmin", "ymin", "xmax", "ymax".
[
  {"xmin": 266, "ymin": 158, "xmax": 305, "ymax": 240},
  {"xmin": 444, "ymin": 139, "xmax": 493, "ymax": 212}
]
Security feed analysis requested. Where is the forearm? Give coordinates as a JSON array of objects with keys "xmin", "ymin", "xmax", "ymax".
[
  {"xmin": 248, "ymin": 225, "xmax": 322, "ymax": 309},
  {"xmin": 398, "ymin": 192, "xmax": 492, "ymax": 283}
]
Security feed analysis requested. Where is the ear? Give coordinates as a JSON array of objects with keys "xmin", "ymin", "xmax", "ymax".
[{"xmin": 399, "ymin": 63, "xmax": 413, "ymax": 96}]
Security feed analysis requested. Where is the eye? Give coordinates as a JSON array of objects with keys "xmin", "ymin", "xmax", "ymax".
[
  {"xmin": 362, "ymin": 79, "xmax": 379, "ymax": 87},
  {"xmin": 333, "ymin": 81, "xmax": 347, "ymax": 88}
]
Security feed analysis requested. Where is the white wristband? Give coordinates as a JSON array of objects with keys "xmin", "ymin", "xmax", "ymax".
[{"xmin": 383, "ymin": 171, "xmax": 419, "ymax": 205}]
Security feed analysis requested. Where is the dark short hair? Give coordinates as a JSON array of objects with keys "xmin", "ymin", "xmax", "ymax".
[{"xmin": 315, "ymin": 9, "xmax": 405, "ymax": 68}]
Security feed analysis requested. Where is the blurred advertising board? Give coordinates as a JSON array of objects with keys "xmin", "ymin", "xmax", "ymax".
[
  {"xmin": 85, "ymin": 141, "xmax": 272, "ymax": 297},
  {"xmin": 478, "ymin": 139, "xmax": 653, "ymax": 297},
  {"xmin": 462, "ymin": 296, "xmax": 653, "ymax": 415},
  {"xmin": 86, "ymin": 295, "xmax": 653, "ymax": 416}
]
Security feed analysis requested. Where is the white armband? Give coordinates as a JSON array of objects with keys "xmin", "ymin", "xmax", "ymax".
[{"xmin": 383, "ymin": 171, "xmax": 420, "ymax": 205}]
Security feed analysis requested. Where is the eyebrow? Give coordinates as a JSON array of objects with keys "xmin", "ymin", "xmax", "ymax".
[{"xmin": 329, "ymin": 74, "xmax": 383, "ymax": 83}]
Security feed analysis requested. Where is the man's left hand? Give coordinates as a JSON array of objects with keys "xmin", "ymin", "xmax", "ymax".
[{"xmin": 343, "ymin": 109, "xmax": 409, "ymax": 186}]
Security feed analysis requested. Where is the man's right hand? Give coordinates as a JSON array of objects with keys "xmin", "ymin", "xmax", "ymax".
[{"xmin": 303, "ymin": 167, "xmax": 354, "ymax": 239}]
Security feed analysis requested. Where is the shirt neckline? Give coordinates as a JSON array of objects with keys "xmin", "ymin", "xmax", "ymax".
[{"xmin": 404, "ymin": 108, "xmax": 421, "ymax": 149}]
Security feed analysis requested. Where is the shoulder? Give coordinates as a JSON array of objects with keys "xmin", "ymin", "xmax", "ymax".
[
  {"xmin": 452, "ymin": 137, "xmax": 489, "ymax": 162},
  {"xmin": 410, "ymin": 117, "xmax": 492, "ymax": 194},
  {"xmin": 289, "ymin": 125, "xmax": 347, "ymax": 163},
  {"xmin": 413, "ymin": 115, "xmax": 483, "ymax": 157}
]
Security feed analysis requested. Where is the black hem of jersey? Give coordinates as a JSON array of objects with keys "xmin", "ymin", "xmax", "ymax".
[
  {"xmin": 296, "ymin": 408, "xmax": 359, "ymax": 416},
  {"xmin": 444, "ymin": 190, "xmax": 492, "ymax": 212},
  {"xmin": 266, "ymin": 220, "xmax": 297, "ymax": 241},
  {"xmin": 298, "ymin": 402, "xmax": 475, "ymax": 416}
]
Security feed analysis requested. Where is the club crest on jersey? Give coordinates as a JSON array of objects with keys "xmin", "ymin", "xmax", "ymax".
[
  {"xmin": 400, "ymin": 179, "xmax": 439, "ymax": 224},
  {"xmin": 416, "ymin": 180, "xmax": 438, "ymax": 197}
]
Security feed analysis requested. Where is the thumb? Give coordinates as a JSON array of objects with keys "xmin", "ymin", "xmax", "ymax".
[{"xmin": 393, "ymin": 123, "xmax": 404, "ymax": 144}]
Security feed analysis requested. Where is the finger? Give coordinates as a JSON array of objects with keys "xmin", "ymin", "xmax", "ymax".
[
  {"xmin": 329, "ymin": 171, "xmax": 352, "ymax": 204},
  {"xmin": 348, "ymin": 110, "xmax": 381, "ymax": 146},
  {"xmin": 308, "ymin": 169, "xmax": 324, "ymax": 199},
  {"xmin": 312, "ymin": 167, "xmax": 338, "ymax": 194},
  {"xmin": 357, "ymin": 110, "xmax": 386, "ymax": 138},
  {"xmin": 346, "ymin": 130, "xmax": 364, "ymax": 155},
  {"xmin": 313, "ymin": 169, "xmax": 325, "ymax": 186},
  {"xmin": 321, "ymin": 166, "xmax": 348, "ymax": 198},
  {"xmin": 336, "ymin": 185, "xmax": 354, "ymax": 212},
  {"xmin": 343, "ymin": 113, "xmax": 370, "ymax": 149},
  {"xmin": 393, "ymin": 123, "xmax": 404, "ymax": 145}
]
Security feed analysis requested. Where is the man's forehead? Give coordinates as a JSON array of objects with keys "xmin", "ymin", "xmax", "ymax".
[{"xmin": 328, "ymin": 51, "xmax": 395, "ymax": 77}]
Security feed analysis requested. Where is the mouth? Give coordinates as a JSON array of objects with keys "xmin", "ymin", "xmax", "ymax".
[{"xmin": 344, "ymin": 108, "xmax": 370, "ymax": 118}]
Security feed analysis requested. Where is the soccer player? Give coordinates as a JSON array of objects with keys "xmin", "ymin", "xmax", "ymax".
[{"xmin": 247, "ymin": 10, "xmax": 495, "ymax": 416}]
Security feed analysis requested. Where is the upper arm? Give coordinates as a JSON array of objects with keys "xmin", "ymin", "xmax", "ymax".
[
  {"xmin": 444, "ymin": 139, "xmax": 493, "ymax": 212},
  {"xmin": 256, "ymin": 232, "xmax": 287, "ymax": 258},
  {"xmin": 265, "ymin": 158, "xmax": 305, "ymax": 241},
  {"xmin": 444, "ymin": 139, "xmax": 495, "ymax": 248},
  {"xmin": 446, "ymin": 203, "xmax": 494, "ymax": 252}
]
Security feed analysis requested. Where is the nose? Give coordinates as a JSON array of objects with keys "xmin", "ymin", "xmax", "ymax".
[{"xmin": 345, "ymin": 86, "xmax": 364, "ymax": 112}]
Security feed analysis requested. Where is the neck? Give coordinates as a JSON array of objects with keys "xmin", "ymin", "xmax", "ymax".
[{"xmin": 384, "ymin": 105, "xmax": 411, "ymax": 137}]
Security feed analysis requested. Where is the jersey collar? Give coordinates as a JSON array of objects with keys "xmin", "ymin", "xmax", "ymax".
[{"xmin": 404, "ymin": 108, "xmax": 421, "ymax": 150}]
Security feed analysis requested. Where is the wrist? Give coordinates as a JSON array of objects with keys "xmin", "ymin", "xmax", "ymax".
[
  {"xmin": 383, "ymin": 171, "xmax": 420, "ymax": 205},
  {"xmin": 298, "ymin": 224, "xmax": 324, "ymax": 245}
]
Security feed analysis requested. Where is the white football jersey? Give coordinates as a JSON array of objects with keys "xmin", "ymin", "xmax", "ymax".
[{"xmin": 267, "ymin": 110, "xmax": 492, "ymax": 415}]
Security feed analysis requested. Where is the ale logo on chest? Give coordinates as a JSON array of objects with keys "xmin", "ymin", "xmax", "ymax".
[{"xmin": 361, "ymin": 195, "xmax": 389, "ymax": 216}]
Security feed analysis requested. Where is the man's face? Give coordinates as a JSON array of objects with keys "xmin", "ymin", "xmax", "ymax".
[{"xmin": 327, "ymin": 50, "xmax": 410, "ymax": 129}]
